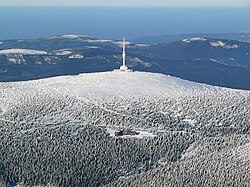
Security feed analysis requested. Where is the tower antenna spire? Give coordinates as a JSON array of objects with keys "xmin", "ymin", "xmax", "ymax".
[
  {"xmin": 122, "ymin": 36, "xmax": 126, "ymax": 67},
  {"xmin": 113, "ymin": 36, "xmax": 132, "ymax": 72},
  {"xmin": 119, "ymin": 36, "xmax": 128, "ymax": 71}
]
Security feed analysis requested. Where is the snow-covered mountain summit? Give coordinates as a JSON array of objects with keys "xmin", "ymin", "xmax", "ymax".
[
  {"xmin": 20, "ymin": 71, "xmax": 209, "ymax": 99},
  {"xmin": 1, "ymin": 71, "xmax": 246, "ymax": 104}
]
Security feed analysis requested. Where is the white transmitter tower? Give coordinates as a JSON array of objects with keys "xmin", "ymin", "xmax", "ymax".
[{"xmin": 114, "ymin": 37, "xmax": 132, "ymax": 72}]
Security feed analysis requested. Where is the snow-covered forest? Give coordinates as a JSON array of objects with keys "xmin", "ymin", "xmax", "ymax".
[{"xmin": 0, "ymin": 71, "xmax": 249, "ymax": 186}]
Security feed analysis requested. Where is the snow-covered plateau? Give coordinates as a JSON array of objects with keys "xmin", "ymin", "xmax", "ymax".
[
  {"xmin": 182, "ymin": 38, "xmax": 207, "ymax": 43},
  {"xmin": 0, "ymin": 71, "xmax": 249, "ymax": 187},
  {"xmin": 210, "ymin": 41, "xmax": 239, "ymax": 49},
  {"xmin": 0, "ymin": 48, "xmax": 48, "ymax": 55},
  {"xmin": 48, "ymin": 34, "xmax": 89, "ymax": 39}
]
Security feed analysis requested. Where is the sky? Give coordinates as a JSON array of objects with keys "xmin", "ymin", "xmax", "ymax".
[
  {"xmin": 0, "ymin": 1, "xmax": 249, "ymax": 40},
  {"xmin": 0, "ymin": 7, "xmax": 249, "ymax": 40},
  {"xmin": 0, "ymin": 0, "xmax": 249, "ymax": 7}
]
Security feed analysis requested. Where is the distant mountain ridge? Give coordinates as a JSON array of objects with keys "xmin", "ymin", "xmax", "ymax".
[
  {"xmin": 0, "ymin": 34, "xmax": 249, "ymax": 90},
  {"xmin": 132, "ymin": 33, "xmax": 250, "ymax": 44},
  {"xmin": 133, "ymin": 37, "xmax": 250, "ymax": 68}
]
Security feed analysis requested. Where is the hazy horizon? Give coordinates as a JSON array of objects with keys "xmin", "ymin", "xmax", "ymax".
[
  {"xmin": 0, "ymin": 7, "xmax": 249, "ymax": 40},
  {"xmin": 0, "ymin": 0, "xmax": 249, "ymax": 7}
]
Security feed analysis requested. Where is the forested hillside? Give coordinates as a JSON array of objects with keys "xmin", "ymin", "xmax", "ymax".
[{"xmin": 0, "ymin": 72, "xmax": 249, "ymax": 186}]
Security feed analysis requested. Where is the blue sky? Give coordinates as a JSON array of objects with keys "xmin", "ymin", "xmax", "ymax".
[
  {"xmin": 0, "ymin": 7, "xmax": 249, "ymax": 40},
  {"xmin": 1, "ymin": 0, "xmax": 249, "ymax": 6},
  {"xmin": 0, "ymin": 1, "xmax": 249, "ymax": 40}
]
